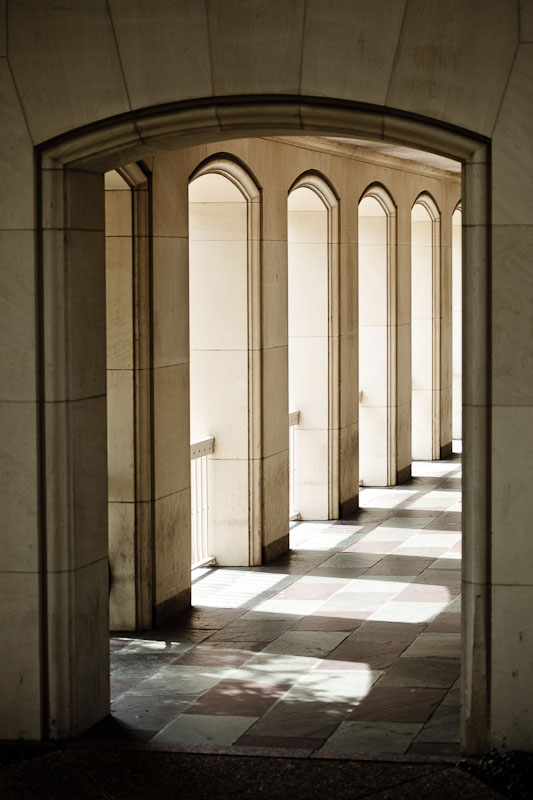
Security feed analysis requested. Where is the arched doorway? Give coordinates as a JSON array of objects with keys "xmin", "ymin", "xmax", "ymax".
[
  {"xmin": 287, "ymin": 172, "xmax": 340, "ymax": 520},
  {"xmin": 411, "ymin": 193, "xmax": 441, "ymax": 461},
  {"xmin": 37, "ymin": 99, "xmax": 489, "ymax": 753},
  {"xmin": 358, "ymin": 185, "xmax": 397, "ymax": 487},
  {"xmin": 188, "ymin": 157, "xmax": 262, "ymax": 566}
]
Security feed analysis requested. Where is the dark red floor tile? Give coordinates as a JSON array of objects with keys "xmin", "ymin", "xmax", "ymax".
[
  {"xmin": 320, "ymin": 641, "xmax": 408, "ymax": 670},
  {"xmin": 425, "ymin": 613, "xmax": 461, "ymax": 633},
  {"xmin": 346, "ymin": 686, "xmax": 446, "ymax": 723},
  {"xmin": 185, "ymin": 680, "xmax": 292, "ymax": 716},
  {"xmin": 172, "ymin": 645, "xmax": 256, "ymax": 667},
  {"xmin": 363, "ymin": 557, "xmax": 434, "ymax": 576},
  {"xmin": 199, "ymin": 640, "xmax": 269, "ymax": 652},
  {"xmin": 290, "ymin": 615, "xmax": 364, "ymax": 632},
  {"xmin": 183, "ymin": 680, "xmax": 292, "ymax": 717},
  {"xmin": 379, "ymin": 657, "xmax": 460, "ymax": 688}
]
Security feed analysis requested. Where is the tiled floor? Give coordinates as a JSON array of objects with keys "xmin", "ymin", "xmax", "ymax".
[{"xmin": 99, "ymin": 454, "xmax": 462, "ymax": 756}]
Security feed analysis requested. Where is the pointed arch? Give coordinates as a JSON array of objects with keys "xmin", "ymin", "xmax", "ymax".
[
  {"xmin": 452, "ymin": 201, "xmax": 463, "ymax": 443},
  {"xmin": 411, "ymin": 191, "xmax": 442, "ymax": 460},
  {"xmin": 287, "ymin": 171, "xmax": 340, "ymax": 519},
  {"xmin": 188, "ymin": 154, "xmax": 262, "ymax": 565},
  {"xmin": 358, "ymin": 182, "xmax": 398, "ymax": 486}
]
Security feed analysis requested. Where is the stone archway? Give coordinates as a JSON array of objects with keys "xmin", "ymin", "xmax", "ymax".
[{"xmin": 37, "ymin": 98, "xmax": 489, "ymax": 753}]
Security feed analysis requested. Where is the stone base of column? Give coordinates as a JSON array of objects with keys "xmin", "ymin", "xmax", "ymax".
[
  {"xmin": 397, "ymin": 464, "xmax": 412, "ymax": 484},
  {"xmin": 440, "ymin": 441, "xmax": 453, "ymax": 459},
  {"xmin": 154, "ymin": 587, "xmax": 191, "ymax": 627},
  {"xmin": 339, "ymin": 494, "xmax": 359, "ymax": 519},
  {"xmin": 262, "ymin": 534, "xmax": 290, "ymax": 563}
]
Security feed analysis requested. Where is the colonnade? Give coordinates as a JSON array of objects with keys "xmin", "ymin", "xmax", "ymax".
[{"xmin": 104, "ymin": 136, "xmax": 462, "ymax": 633}]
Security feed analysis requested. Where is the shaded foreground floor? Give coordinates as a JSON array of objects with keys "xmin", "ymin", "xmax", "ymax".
[
  {"xmin": 0, "ymin": 747, "xmax": 506, "ymax": 799},
  {"xmin": 96, "ymin": 455, "xmax": 463, "ymax": 757}
]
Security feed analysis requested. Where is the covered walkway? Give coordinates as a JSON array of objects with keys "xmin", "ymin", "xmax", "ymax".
[{"xmin": 96, "ymin": 454, "xmax": 462, "ymax": 757}]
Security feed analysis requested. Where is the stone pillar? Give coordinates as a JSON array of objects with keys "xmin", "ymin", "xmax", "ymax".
[
  {"xmin": 151, "ymin": 152, "xmax": 192, "ymax": 621},
  {"xmin": 0, "ymin": 60, "xmax": 42, "ymax": 739},
  {"xmin": 439, "ymin": 208, "xmax": 453, "ymax": 458},
  {"xmin": 396, "ymin": 202, "xmax": 412, "ymax": 482},
  {"xmin": 41, "ymin": 165, "xmax": 109, "ymax": 737}
]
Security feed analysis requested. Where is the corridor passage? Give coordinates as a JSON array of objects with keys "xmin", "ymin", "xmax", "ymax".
[{"xmin": 102, "ymin": 456, "xmax": 462, "ymax": 756}]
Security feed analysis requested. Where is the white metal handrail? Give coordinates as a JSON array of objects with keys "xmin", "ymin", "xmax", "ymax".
[
  {"xmin": 190, "ymin": 436, "xmax": 215, "ymax": 568},
  {"xmin": 289, "ymin": 411, "xmax": 300, "ymax": 521}
]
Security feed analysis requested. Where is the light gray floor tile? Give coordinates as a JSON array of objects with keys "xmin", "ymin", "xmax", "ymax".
[
  {"xmin": 151, "ymin": 713, "xmax": 257, "ymax": 745},
  {"xmin": 289, "ymin": 669, "xmax": 382, "ymax": 703},
  {"xmin": 320, "ymin": 552, "xmax": 382, "ymax": 569},
  {"xmin": 369, "ymin": 601, "xmax": 447, "ymax": 623},
  {"xmin": 129, "ymin": 665, "xmax": 230, "ymax": 695},
  {"xmin": 320, "ymin": 720, "xmax": 422, "ymax": 754},
  {"xmin": 415, "ymin": 704, "xmax": 460, "ymax": 742},
  {"xmin": 227, "ymin": 653, "xmax": 319, "ymax": 684}
]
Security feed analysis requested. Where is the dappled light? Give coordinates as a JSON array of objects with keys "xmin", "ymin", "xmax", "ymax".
[{"xmin": 103, "ymin": 456, "xmax": 462, "ymax": 756}]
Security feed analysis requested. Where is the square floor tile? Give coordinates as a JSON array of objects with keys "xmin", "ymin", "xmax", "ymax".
[
  {"xmin": 378, "ymin": 657, "xmax": 460, "ymax": 688},
  {"xmin": 343, "ymin": 540, "xmax": 405, "ymax": 554},
  {"xmin": 394, "ymin": 583, "xmax": 457, "ymax": 603},
  {"xmin": 427, "ymin": 556, "xmax": 461, "ymax": 570},
  {"xmin": 120, "ymin": 630, "xmax": 214, "ymax": 654},
  {"xmin": 291, "ymin": 669, "xmax": 381, "ymax": 703},
  {"xmin": 346, "ymin": 578, "xmax": 412, "ymax": 594},
  {"xmin": 376, "ymin": 517, "xmax": 436, "ymax": 529},
  {"xmin": 399, "ymin": 533, "xmax": 460, "ymax": 548},
  {"xmin": 207, "ymin": 619, "xmax": 294, "ymax": 642},
  {"xmin": 414, "ymin": 568, "xmax": 461, "ymax": 586},
  {"xmin": 392, "ymin": 547, "xmax": 449, "ymax": 558},
  {"xmin": 129, "ymin": 665, "xmax": 231, "ymax": 695},
  {"xmin": 317, "ymin": 592, "xmax": 396, "ymax": 613},
  {"xmin": 401, "ymin": 633, "xmax": 461, "ymax": 659},
  {"xmin": 184, "ymin": 679, "xmax": 291, "ymax": 716},
  {"xmin": 320, "ymin": 553, "xmax": 382, "ymax": 570},
  {"xmin": 349, "ymin": 621, "xmax": 426, "ymax": 644},
  {"xmin": 251, "ymin": 598, "xmax": 325, "ymax": 616},
  {"xmin": 262, "ymin": 630, "xmax": 350, "ymax": 658},
  {"xmin": 199, "ymin": 640, "xmax": 268, "ymax": 652},
  {"xmin": 320, "ymin": 720, "xmax": 422, "ymax": 754},
  {"xmin": 178, "ymin": 607, "xmax": 246, "ymax": 630},
  {"xmin": 110, "ymin": 652, "xmax": 178, "ymax": 678},
  {"xmin": 369, "ymin": 601, "xmax": 446, "ymax": 624},
  {"xmin": 245, "ymin": 699, "xmax": 349, "ymax": 739},
  {"xmin": 289, "ymin": 614, "xmax": 364, "ymax": 632},
  {"xmin": 308, "ymin": 567, "xmax": 368, "ymax": 579},
  {"xmin": 414, "ymin": 703, "xmax": 460, "ymax": 743},
  {"xmin": 111, "ymin": 693, "xmax": 197, "ymax": 731},
  {"xmin": 447, "ymin": 596, "xmax": 461, "ymax": 612},
  {"xmin": 346, "ymin": 686, "xmax": 446, "ymax": 723},
  {"xmin": 425, "ymin": 613, "xmax": 461, "ymax": 633},
  {"xmin": 320, "ymin": 640, "xmax": 409, "ymax": 670},
  {"xmin": 362, "ymin": 557, "xmax": 434, "ymax": 577},
  {"xmin": 227, "ymin": 653, "xmax": 319, "ymax": 685},
  {"xmin": 173, "ymin": 645, "xmax": 257, "ymax": 668},
  {"xmin": 272, "ymin": 580, "xmax": 347, "ymax": 602},
  {"xmin": 151, "ymin": 713, "xmax": 256, "ymax": 745}
]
